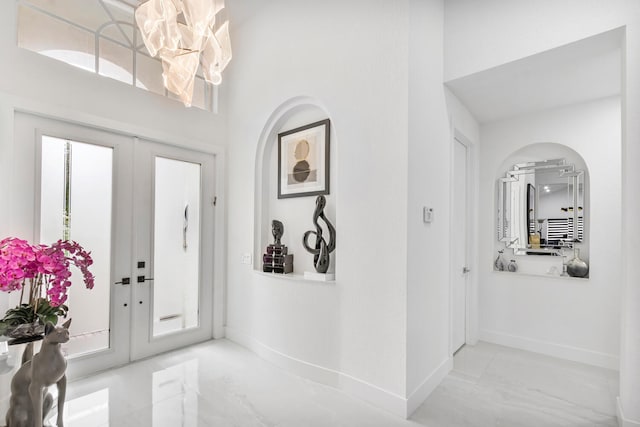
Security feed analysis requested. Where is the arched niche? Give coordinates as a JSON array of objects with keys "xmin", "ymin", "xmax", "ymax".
[
  {"xmin": 253, "ymin": 96, "xmax": 337, "ymax": 278},
  {"xmin": 496, "ymin": 142, "xmax": 590, "ymax": 272}
]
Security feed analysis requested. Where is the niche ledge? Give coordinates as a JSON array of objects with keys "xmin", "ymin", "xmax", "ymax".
[
  {"xmin": 254, "ymin": 269, "xmax": 336, "ymax": 284},
  {"xmin": 492, "ymin": 270, "xmax": 589, "ymax": 280}
]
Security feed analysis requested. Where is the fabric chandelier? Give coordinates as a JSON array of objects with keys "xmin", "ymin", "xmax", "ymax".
[{"xmin": 135, "ymin": 0, "xmax": 232, "ymax": 107}]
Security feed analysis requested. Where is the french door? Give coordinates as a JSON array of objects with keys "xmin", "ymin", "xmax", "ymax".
[
  {"xmin": 13, "ymin": 113, "xmax": 215, "ymax": 378},
  {"xmin": 130, "ymin": 140, "xmax": 215, "ymax": 361}
]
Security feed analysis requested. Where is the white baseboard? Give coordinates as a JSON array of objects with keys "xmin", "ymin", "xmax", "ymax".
[
  {"xmin": 480, "ymin": 329, "xmax": 619, "ymax": 370},
  {"xmin": 339, "ymin": 372, "xmax": 407, "ymax": 418},
  {"xmin": 224, "ymin": 326, "xmax": 340, "ymax": 387},
  {"xmin": 406, "ymin": 357, "xmax": 453, "ymax": 417},
  {"xmin": 617, "ymin": 397, "xmax": 640, "ymax": 427},
  {"xmin": 225, "ymin": 326, "xmax": 415, "ymax": 418}
]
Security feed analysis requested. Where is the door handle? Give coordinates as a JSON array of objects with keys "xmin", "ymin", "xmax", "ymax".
[
  {"xmin": 137, "ymin": 275, "xmax": 154, "ymax": 283},
  {"xmin": 115, "ymin": 277, "xmax": 130, "ymax": 285},
  {"xmin": 462, "ymin": 267, "xmax": 471, "ymax": 274}
]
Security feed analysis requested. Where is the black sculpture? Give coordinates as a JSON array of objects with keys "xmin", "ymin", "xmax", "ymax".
[
  {"xmin": 272, "ymin": 220, "xmax": 284, "ymax": 245},
  {"xmin": 302, "ymin": 195, "xmax": 336, "ymax": 273},
  {"xmin": 263, "ymin": 220, "xmax": 293, "ymax": 274}
]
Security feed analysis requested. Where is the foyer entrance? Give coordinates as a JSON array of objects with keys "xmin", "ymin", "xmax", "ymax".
[{"xmin": 13, "ymin": 113, "xmax": 216, "ymax": 378}]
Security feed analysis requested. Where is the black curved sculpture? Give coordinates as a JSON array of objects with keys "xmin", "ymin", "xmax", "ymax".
[{"xmin": 302, "ymin": 195, "xmax": 336, "ymax": 273}]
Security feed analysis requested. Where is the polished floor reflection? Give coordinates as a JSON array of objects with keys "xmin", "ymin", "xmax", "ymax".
[
  {"xmin": 414, "ymin": 342, "xmax": 618, "ymax": 427},
  {"xmin": 0, "ymin": 340, "xmax": 619, "ymax": 426}
]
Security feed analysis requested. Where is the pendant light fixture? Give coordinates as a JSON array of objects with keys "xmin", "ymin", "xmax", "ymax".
[{"xmin": 135, "ymin": 0, "xmax": 231, "ymax": 107}]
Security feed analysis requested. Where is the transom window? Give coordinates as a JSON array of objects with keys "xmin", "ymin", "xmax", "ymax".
[{"xmin": 17, "ymin": 0, "xmax": 215, "ymax": 111}]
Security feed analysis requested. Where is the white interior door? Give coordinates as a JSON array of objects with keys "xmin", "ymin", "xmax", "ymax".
[
  {"xmin": 451, "ymin": 138, "xmax": 469, "ymax": 354},
  {"xmin": 13, "ymin": 114, "xmax": 216, "ymax": 376}
]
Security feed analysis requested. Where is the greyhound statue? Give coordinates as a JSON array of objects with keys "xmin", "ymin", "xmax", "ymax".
[{"xmin": 5, "ymin": 318, "xmax": 71, "ymax": 427}]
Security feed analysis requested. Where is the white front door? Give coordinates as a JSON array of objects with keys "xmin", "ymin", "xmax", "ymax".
[
  {"xmin": 130, "ymin": 139, "xmax": 215, "ymax": 360},
  {"xmin": 13, "ymin": 113, "xmax": 216, "ymax": 378},
  {"xmin": 451, "ymin": 137, "xmax": 469, "ymax": 354}
]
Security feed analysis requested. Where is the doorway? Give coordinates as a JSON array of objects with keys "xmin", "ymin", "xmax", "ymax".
[
  {"xmin": 13, "ymin": 113, "xmax": 216, "ymax": 378},
  {"xmin": 451, "ymin": 135, "xmax": 470, "ymax": 354}
]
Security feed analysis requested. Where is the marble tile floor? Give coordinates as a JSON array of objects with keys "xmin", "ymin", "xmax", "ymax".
[{"xmin": 0, "ymin": 339, "xmax": 619, "ymax": 426}]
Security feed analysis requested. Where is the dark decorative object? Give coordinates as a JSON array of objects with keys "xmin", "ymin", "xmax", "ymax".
[
  {"xmin": 494, "ymin": 250, "xmax": 507, "ymax": 271},
  {"xmin": 302, "ymin": 195, "xmax": 336, "ymax": 273},
  {"xmin": 278, "ymin": 119, "xmax": 330, "ymax": 199},
  {"xmin": 567, "ymin": 248, "xmax": 589, "ymax": 278},
  {"xmin": 263, "ymin": 220, "xmax": 293, "ymax": 274},
  {"xmin": 507, "ymin": 259, "xmax": 518, "ymax": 272},
  {"xmin": 272, "ymin": 220, "xmax": 284, "ymax": 245},
  {"xmin": 5, "ymin": 322, "xmax": 45, "ymax": 345}
]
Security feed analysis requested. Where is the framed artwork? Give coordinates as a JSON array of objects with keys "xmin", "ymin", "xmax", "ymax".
[{"xmin": 278, "ymin": 119, "xmax": 330, "ymax": 199}]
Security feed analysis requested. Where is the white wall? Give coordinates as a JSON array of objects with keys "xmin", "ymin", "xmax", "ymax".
[
  {"xmin": 621, "ymin": 24, "xmax": 640, "ymax": 427},
  {"xmin": 406, "ymin": 0, "xmax": 468, "ymax": 414},
  {"xmin": 445, "ymin": 3, "xmax": 640, "ymax": 423},
  {"xmin": 224, "ymin": 0, "xmax": 410, "ymax": 414},
  {"xmin": 479, "ymin": 97, "xmax": 621, "ymax": 368},
  {"xmin": 444, "ymin": 0, "xmax": 637, "ymax": 82},
  {"xmin": 226, "ymin": 0, "xmax": 473, "ymax": 416}
]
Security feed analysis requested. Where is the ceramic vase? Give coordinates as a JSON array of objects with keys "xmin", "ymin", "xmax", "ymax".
[
  {"xmin": 507, "ymin": 259, "xmax": 518, "ymax": 272},
  {"xmin": 494, "ymin": 250, "xmax": 507, "ymax": 271},
  {"xmin": 567, "ymin": 248, "xmax": 589, "ymax": 278}
]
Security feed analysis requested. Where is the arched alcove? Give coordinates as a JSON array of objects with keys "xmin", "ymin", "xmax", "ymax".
[{"xmin": 253, "ymin": 96, "xmax": 337, "ymax": 279}]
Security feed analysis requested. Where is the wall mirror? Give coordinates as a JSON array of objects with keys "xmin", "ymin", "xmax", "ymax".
[{"xmin": 497, "ymin": 159, "xmax": 584, "ymax": 255}]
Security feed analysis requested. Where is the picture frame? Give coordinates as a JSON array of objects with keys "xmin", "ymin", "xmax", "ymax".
[{"xmin": 278, "ymin": 119, "xmax": 330, "ymax": 199}]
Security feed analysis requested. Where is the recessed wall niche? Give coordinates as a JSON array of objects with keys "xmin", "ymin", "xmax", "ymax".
[{"xmin": 253, "ymin": 97, "xmax": 337, "ymax": 279}]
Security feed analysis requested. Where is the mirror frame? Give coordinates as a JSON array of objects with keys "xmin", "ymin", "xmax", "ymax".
[{"xmin": 497, "ymin": 159, "xmax": 584, "ymax": 255}]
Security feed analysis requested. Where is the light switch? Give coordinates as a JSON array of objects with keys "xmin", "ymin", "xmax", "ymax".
[
  {"xmin": 423, "ymin": 207, "xmax": 434, "ymax": 223},
  {"xmin": 241, "ymin": 253, "xmax": 252, "ymax": 265}
]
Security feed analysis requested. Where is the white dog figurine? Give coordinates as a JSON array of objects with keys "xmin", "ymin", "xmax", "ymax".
[{"xmin": 5, "ymin": 318, "xmax": 71, "ymax": 427}]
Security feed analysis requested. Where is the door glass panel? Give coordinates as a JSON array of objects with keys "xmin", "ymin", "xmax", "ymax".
[
  {"xmin": 153, "ymin": 158, "xmax": 201, "ymax": 337},
  {"xmin": 40, "ymin": 136, "xmax": 113, "ymax": 356}
]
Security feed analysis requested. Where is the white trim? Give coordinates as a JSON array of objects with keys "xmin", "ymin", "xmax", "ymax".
[
  {"xmin": 456, "ymin": 129, "xmax": 480, "ymax": 346},
  {"xmin": 212, "ymin": 149, "xmax": 226, "ymax": 339},
  {"xmin": 449, "ymin": 128, "xmax": 479, "ymax": 355},
  {"xmin": 339, "ymin": 373, "xmax": 407, "ymax": 419},
  {"xmin": 5, "ymin": 92, "xmax": 224, "ymax": 155},
  {"xmin": 225, "ymin": 326, "xmax": 411, "ymax": 418},
  {"xmin": 406, "ymin": 357, "xmax": 453, "ymax": 417},
  {"xmin": 480, "ymin": 329, "xmax": 619, "ymax": 370},
  {"xmin": 618, "ymin": 397, "xmax": 640, "ymax": 427}
]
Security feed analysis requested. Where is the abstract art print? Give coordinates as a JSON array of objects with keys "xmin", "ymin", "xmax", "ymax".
[{"xmin": 278, "ymin": 119, "xmax": 330, "ymax": 199}]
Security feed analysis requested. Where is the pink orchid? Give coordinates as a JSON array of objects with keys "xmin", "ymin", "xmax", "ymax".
[{"xmin": 0, "ymin": 237, "xmax": 95, "ymax": 309}]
